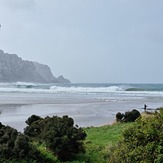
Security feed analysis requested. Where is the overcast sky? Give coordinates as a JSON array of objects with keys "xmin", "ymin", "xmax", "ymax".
[{"xmin": 0, "ymin": 0, "xmax": 163, "ymax": 83}]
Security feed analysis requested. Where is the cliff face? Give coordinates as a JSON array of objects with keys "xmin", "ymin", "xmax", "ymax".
[{"xmin": 0, "ymin": 50, "xmax": 70, "ymax": 83}]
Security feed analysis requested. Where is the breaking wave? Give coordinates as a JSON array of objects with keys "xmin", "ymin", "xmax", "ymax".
[
  {"xmin": 14, "ymin": 82, "xmax": 37, "ymax": 88},
  {"xmin": 50, "ymin": 85, "xmax": 124, "ymax": 93},
  {"xmin": 0, "ymin": 82, "xmax": 163, "ymax": 97}
]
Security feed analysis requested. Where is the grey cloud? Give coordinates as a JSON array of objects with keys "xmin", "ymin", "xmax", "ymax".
[
  {"xmin": 129, "ymin": 24, "xmax": 163, "ymax": 43},
  {"xmin": 0, "ymin": 0, "xmax": 163, "ymax": 83},
  {"xmin": 1, "ymin": 0, "xmax": 35, "ymax": 10},
  {"xmin": 144, "ymin": 25, "xmax": 163, "ymax": 43}
]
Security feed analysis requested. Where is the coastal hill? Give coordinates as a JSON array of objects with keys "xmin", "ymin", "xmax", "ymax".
[{"xmin": 0, "ymin": 49, "xmax": 70, "ymax": 83}]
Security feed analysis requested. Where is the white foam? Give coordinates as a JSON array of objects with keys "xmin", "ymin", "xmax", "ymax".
[
  {"xmin": 15, "ymin": 82, "xmax": 37, "ymax": 86},
  {"xmin": 50, "ymin": 86, "xmax": 123, "ymax": 93},
  {"xmin": 0, "ymin": 83, "xmax": 163, "ymax": 98}
]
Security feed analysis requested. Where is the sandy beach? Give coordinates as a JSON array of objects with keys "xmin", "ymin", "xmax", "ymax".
[{"xmin": 0, "ymin": 92, "xmax": 162, "ymax": 132}]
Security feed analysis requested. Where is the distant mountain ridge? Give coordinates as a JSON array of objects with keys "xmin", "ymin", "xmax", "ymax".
[{"xmin": 0, "ymin": 50, "xmax": 70, "ymax": 83}]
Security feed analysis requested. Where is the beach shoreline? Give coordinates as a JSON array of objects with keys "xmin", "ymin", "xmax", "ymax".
[{"xmin": 0, "ymin": 92, "xmax": 162, "ymax": 131}]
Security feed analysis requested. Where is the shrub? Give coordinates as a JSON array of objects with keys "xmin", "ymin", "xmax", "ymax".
[
  {"xmin": 24, "ymin": 115, "xmax": 87, "ymax": 161},
  {"xmin": 131, "ymin": 109, "xmax": 141, "ymax": 121},
  {"xmin": 116, "ymin": 109, "xmax": 140, "ymax": 122},
  {"xmin": 0, "ymin": 123, "xmax": 48, "ymax": 162},
  {"xmin": 108, "ymin": 112, "xmax": 163, "ymax": 162},
  {"xmin": 0, "ymin": 125, "xmax": 17, "ymax": 159},
  {"xmin": 116, "ymin": 112, "xmax": 124, "ymax": 122},
  {"xmin": 25, "ymin": 114, "xmax": 42, "ymax": 126}
]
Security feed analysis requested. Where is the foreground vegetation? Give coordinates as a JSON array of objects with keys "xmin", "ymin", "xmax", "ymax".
[
  {"xmin": 108, "ymin": 110, "xmax": 163, "ymax": 163},
  {"xmin": 0, "ymin": 108, "xmax": 162, "ymax": 162},
  {"xmin": 82, "ymin": 123, "xmax": 133, "ymax": 163}
]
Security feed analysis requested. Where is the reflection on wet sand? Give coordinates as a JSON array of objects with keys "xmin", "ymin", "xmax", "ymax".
[{"xmin": 0, "ymin": 92, "xmax": 162, "ymax": 131}]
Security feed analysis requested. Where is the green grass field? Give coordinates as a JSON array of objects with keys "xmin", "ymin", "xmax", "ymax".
[
  {"xmin": 65, "ymin": 122, "xmax": 133, "ymax": 163},
  {"xmin": 84, "ymin": 123, "xmax": 133, "ymax": 163}
]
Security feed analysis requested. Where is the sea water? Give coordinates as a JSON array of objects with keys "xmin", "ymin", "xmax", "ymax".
[{"xmin": 0, "ymin": 82, "xmax": 163, "ymax": 131}]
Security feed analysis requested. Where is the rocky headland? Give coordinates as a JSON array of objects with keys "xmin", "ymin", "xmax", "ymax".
[{"xmin": 0, "ymin": 49, "xmax": 70, "ymax": 83}]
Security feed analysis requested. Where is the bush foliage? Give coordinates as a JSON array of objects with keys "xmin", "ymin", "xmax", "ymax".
[
  {"xmin": 116, "ymin": 109, "xmax": 140, "ymax": 122},
  {"xmin": 0, "ymin": 115, "xmax": 86, "ymax": 162},
  {"xmin": 0, "ymin": 122, "xmax": 45, "ymax": 162},
  {"xmin": 108, "ymin": 111, "xmax": 163, "ymax": 162},
  {"xmin": 24, "ymin": 115, "xmax": 87, "ymax": 161},
  {"xmin": 1, "ymin": 109, "xmax": 162, "ymax": 162}
]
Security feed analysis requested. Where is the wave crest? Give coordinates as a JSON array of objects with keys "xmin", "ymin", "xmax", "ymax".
[{"xmin": 50, "ymin": 86, "xmax": 123, "ymax": 93}]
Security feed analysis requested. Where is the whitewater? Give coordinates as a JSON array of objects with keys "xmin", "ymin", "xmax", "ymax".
[
  {"xmin": 0, "ymin": 82, "xmax": 163, "ymax": 96},
  {"xmin": 0, "ymin": 82, "xmax": 163, "ymax": 131}
]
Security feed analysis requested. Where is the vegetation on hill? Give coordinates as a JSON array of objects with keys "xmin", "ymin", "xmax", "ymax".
[
  {"xmin": 108, "ymin": 109, "xmax": 163, "ymax": 163},
  {"xmin": 0, "ymin": 108, "xmax": 162, "ymax": 162}
]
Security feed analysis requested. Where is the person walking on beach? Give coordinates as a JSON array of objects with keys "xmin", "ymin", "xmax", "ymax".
[{"xmin": 144, "ymin": 104, "xmax": 147, "ymax": 112}]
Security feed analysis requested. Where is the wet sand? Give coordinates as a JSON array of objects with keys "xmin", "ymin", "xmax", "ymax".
[{"xmin": 0, "ymin": 92, "xmax": 162, "ymax": 131}]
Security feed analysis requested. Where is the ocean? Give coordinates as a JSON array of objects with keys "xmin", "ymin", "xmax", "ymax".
[
  {"xmin": 0, "ymin": 82, "xmax": 163, "ymax": 131},
  {"xmin": 0, "ymin": 82, "xmax": 163, "ymax": 95}
]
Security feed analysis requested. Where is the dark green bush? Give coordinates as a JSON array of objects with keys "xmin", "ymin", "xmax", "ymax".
[
  {"xmin": 116, "ymin": 112, "xmax": 124, "ymax": 122},
  {"xmin": 24, "ymin": 115, "xmax": 87, "ymax": 162},
  {"xmin": 123, "ymin": 111, "xmax": 133, "ymax": 122},
  {"xmin": 116, "ymin": 109, "xmax": 140, "ymax": 122},
  {"xmin": 24, "ymin": 119, "xmax": 43, "ymax": 138},
  {"xmin": 0, "ymin": 123, "xmax": 50, "ymax": 162},
  {"xmin": 131, "ymin": 109, "xmax": 141, "ymax": 120},
  {"xmin": 25, "ymin": 114, "xmax": 42, "ymax": 126}
]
